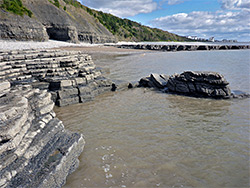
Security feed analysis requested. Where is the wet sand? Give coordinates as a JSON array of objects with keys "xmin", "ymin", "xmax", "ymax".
[{"xmin": 58, "ymin": 45, "xmax": 150, "ymax": 54}]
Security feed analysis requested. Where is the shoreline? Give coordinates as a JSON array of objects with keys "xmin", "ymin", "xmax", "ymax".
[{"xmin": 1, "ymin": 40, "xmax": 249, "ymax": 52}]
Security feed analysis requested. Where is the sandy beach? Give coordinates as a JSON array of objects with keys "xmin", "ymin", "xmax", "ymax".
[{"xmin": 0, "ymin": 40, "xmax": 150, "ymax": 55}]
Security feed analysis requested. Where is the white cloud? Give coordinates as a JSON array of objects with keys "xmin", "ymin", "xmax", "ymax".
[
  {"xmin": 166, "ymin": 0, "xmax": 186, "ymax": 5},
  {"xmin": 158, "ymin": 0, "xmax": 187, "ymax": 6},
  {"xmin": 151, "ymin": 10, "xmax": 250, "ymax": 41},
  {"xmin": 79, "ymin": 0, "xmax": 157, "ymax": 17},
  {"xmin": 78, "ymin": 0, "xmax": 250, "ymax": 41},
  {"xmin": 220, "ymin": 0, "xmax": 250, "ymax": 10}
]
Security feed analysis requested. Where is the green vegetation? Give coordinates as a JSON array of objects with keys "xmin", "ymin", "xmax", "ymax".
[
  {"xmin": 48, "ymin": 0, "xmax": 60, "ymax": 8},
  {"xmin": 62, "ymin": 0, "xmax": 82, "ymax": 8},
  {"xmin": 45, "ymin": 0, "xmax": 191, "ymax": 41},
  {"xmin": 53, "ymin": 0, "xmax": 60, "ymax": 8},
  {"xmin": 85, "ymin": 7, "xmax": 191, "ymax": 42},
  {"xmin": 48, "ymin": 0, "xmax": 82, "ymax": 10},
  {"xmin": 1, "ymin": 0, "xmax": 32, "ymax": 17}
]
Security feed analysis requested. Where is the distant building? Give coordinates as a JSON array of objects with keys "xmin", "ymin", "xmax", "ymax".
[{"xmin": 187, "ymin": 36, "xmax": 198, "ymax": 40}]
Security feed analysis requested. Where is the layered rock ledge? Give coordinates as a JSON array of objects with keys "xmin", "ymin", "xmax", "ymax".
[
  {"xmin": 0, "ymin": 49, "xmax": 115, "ymax": 107},
  {"xmin": 0, "ymin": 49, "xmax": 121, "ymax": 187},
  {"xmin": 0, "ymin": 82, "xmax": 85, "ymax": 188},
  {"xmin": 111, "ymin": 43, "xmax": 250, "ymax": 52},
  {"xmin": 139, "ymin": 71, "xmax": 250, "ymax": 99}
]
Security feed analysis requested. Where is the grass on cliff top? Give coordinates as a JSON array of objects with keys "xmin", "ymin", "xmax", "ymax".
[
  {"xmin": 48, "ymin": 0, "xmax": 82, "ymax": 9},
  {"xmin": 63, "ymin": 0, "xmax": 82, "ymax": 8},
  {"xmin": 48, "ymin": 0, "xmax": 60, "ymax": 8},
  {"xmin": 1, "ymin": 0, "xmax": 32, "ymax": 17}
]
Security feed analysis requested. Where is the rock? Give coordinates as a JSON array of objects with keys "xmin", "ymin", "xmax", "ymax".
[
  {"xmin": 128, "ymin": 83, "xmax": 133, "ymax": 89},
  {"xmin": 231, "ymin": 90, "xmax": 250, "ymax": 99},
  {"xmin": 49, "ymin": 80, "xmax": 73, "ymax": 90},
  {"xmin": 0, "ymin": 12, "xmax": 48, "ymax": 42},
  {"xmin": 138, "ymin": 71, "xmax": 250, "ymax": 99},
  {"xmin": 111, "ymin": 83, "xmax": 117, "ymax": 91},
  {"xmin": 139, "ymin": 77, "xmax": 151, "ymax": 87},
  {"xmin": 0, "ymin": 86, "xmax": 84, "ymax": 188},
  {"xmin": 58, "ymin": 88, "xmax": 79, "ymax": 99},
  {"xmin": 57, "ymin": 96, "xmax": 80, "ymax": 107},
  {"xmin": 138, "ymin": 74, "xmax": 169, "ymax": 89},
  {"xmin": 0, "ymin": 49, "xmax": 113, "ymax": 106},
  {"xmin": 166, "ymin": 71, "xmax": 231, "ymax": 98},
  {"xmin": 0, "ymin": 81, "xmax": 10, "ymax": 97},
  {"xmin": 0, "ymin": 49, "xmax": 117, "ymax": 187},
  {"xmin": 115, "ymin": 44, "xmax": 250, "ymax": 52},
  {"xmin": 150, "ymin": 73, "xmax": 168, "ymax": 88}
]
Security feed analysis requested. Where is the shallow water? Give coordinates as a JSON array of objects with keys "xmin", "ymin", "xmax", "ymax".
[{"xmin": 56, "ymin": 50, "xmax": 250, "ymax": 188}]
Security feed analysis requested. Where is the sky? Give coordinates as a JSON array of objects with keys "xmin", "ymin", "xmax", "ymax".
[{"xmin": 79, "ymin": 0, "xmax": 250, "ymax": 41}]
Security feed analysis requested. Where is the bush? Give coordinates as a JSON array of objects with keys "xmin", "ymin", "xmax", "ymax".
[
  {"xmin": 47, "ymin": 0, "xmax": 60, "ymax": 8},
  {"xmin": 63, "ymin": 0, "xmax": 81, "ymax": 8},
  {"xmin": 1, "ymin": 0, "xmax": 33, "ymax": 17},
  {"xmin": 53, "ymin": 0, "xmax": 60, "ymax": 8}
]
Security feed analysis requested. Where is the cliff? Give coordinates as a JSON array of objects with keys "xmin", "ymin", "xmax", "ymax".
[
  {"xmin": 0, "ymin": 0, "xmax": 191, "ymax": 43},
  {"xmin": 0, "ymin": 0, "xmax": 117, "ymax": 43}
]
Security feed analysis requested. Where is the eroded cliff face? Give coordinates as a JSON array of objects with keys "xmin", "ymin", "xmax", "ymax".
[
  {"xmin": 0, "ymin": 11, "xmax": 49, "ymax": 42},
  {"xmin": 0, "ymin": 0, "xmax": 117, "ymax": 43}
]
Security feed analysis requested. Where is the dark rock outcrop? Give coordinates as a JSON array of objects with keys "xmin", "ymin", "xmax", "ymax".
[
  {"xmin": 139, "ymin": 71, "xmax": 249, "ymax": 99},
  {"xmin": 110, "ymin": 44, "xmax": 250, "ymax": 52},
  {"xmin": 150, "ymin": 73, "xmax": 168, "ymax": 88},
  {"xmin": 139, "ymin": 74, "xmax": 169, "ymax": 89},
  {"xmin": 167, "ymin": 71, "xmax": 231, "ymax": 98}
]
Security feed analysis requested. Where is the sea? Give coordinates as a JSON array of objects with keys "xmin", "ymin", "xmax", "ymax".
[{"xmin": 56, "ymin": 48, "xmax": 250, "ymax": 188}]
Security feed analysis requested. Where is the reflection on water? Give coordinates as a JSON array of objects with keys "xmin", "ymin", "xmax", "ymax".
[{"xmin": 57, "ymin": 50, "xmax": 250, "ymax": 188}]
